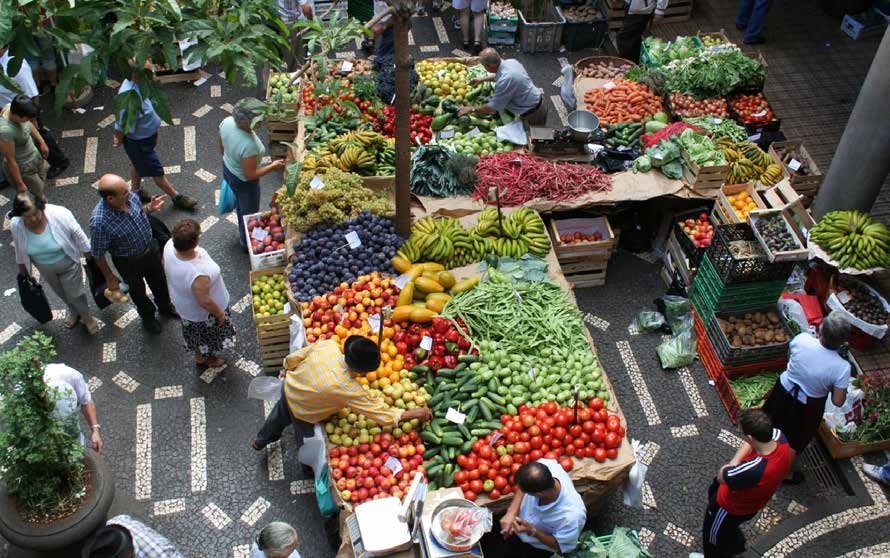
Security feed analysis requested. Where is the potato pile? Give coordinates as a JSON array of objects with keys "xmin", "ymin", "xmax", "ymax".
[
  {"xmin": 718, "ymin": 311, "xmax": 789, "ymax": 348},
  {"xmin": 562, "ymin": 3, "xmax": 605, "ymax": 22},
  {"xmin": 578, "ymin": 60, "xmax": 633, "ymax": 79}
]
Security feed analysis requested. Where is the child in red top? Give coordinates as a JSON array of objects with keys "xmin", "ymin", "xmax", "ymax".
[{"xmin": 693, "ymin": 410, "xmax": 792, "ymax": 558}]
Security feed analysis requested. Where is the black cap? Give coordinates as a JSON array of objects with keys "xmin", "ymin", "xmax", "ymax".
[
  {"xmin": 82, "ymin": 525, "xmax": 134, "ymax": 558},
  {"xmin": 343, "ymin": 335, "xmax": 381, "ymax": 373}
]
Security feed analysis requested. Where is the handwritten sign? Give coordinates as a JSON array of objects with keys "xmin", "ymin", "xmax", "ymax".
[
  {"xmin": 309, "ymin": 176, "xmax": 325, "ymax": 190},
  {"xmin": 420, "ymin": 336, "xmax": 433, "ymax": 351},
  {"xmin": 488, "ymin": 432, "xmax": 504, "ymax": 446},
  {"xmin": 788, "ymin": 158, "xmax": 802, "ymax": 172},
  {"xmin": 384, "ymin": 456, "xmax": 403, "ymax": 475},
  {"xmin": 251, "ymin": 227, "xmax": 268, "ymax": 241},
  {"xmin": 394, "ymin": 273, "xmax": 412, "ymax": 290},
  {"xmin": 445, "ymin": 407, "xmax": 466, "ymax": 425},
  {"xmin": 439, "ymin": 129, "xmax": 455, "ymax": 139},
  {"xmin": 345, "ymin": 231, "xmax": 361, "ymax": 249},
  {"xmin": 466, "ymin": 127, "xmax": 481, "ymax": 138},
  {"xmin": 603, "ymin": 81, "xmax": 616, "ymax": 90},
  {"xmin": 340, "ymin": 60, "xmax": 354, "ymax": 73},
  {"xmin": 368, "ymin": 314, "xmax": 381, "ymax": 333}
]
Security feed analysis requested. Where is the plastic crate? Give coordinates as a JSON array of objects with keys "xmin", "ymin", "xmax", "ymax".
[
  {"xmin": 487, "ymin": 30, "xmax": 517, "ymax": 44},
  {"xmin": 243, "ymin": 212, "xmax": 287, "ymax": 270},
  {"xmin": 518, "ymin": 5, "xmax": 566, "ymax": 53},
  {"xmin": 562, "ymin": 18, "xmax": 608, "ymax": 51},
  {"xmin": 690, "ymin": 257, "xmax": 787, "ymax": 327},
  {"xmin": 672, "ymin": 207, "xmax": 714, "ymax": 269},
  {"xmin": 489, "ymin": 13, "xmax": 519, "ymax": 32},
  {"xmin": 706, "ymin": 307, "xmax": 792, "ymax": 366},
  {"xmin": 705, "ymin": 223, "xmax": 795, "ymax": 285}
]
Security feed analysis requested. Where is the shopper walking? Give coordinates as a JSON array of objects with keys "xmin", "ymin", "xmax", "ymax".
[
  {"xmin": 453, "ymin": 0, "xmax": 488, "ymax": 51},
  {"xmin": 82, "ymin": 515, "xmax": 186, "ymax": 558},
  {"xmin": 113, "ymin": 69, "xmax": 197, "ymax": 210},
  {"xmin": 762, "ymin": 311, "xmax": 850, "ymax": 483},
  {"xmin": 278, "ymin": 0, "xmax": 315, "ymax": 68},
  {"xmin": 372, "ymin": 0, "xmax": 395, "ymax": 58},
  {"xmin": 11, "ymin": 193, "xmax": 99, "ymax": 334},
  {"xmin": 43, "ymin": 362, "xmax": 103, "ymax": 451},
  {"xmin": 0, "ymin": 95, "xmax": 49, "ymax": 198},
  {"xmin": 617, "ymin": 0, "xmax": 668, "ymax": 62},
  {"xmin": 218, "ymin": 102, "xmax": 285, "ymax": 248},
  {"xmin": 735, "ymin": 0, "xmax": 771, "ymax": 45},
  {"xmin": 690, "ymin": 410, "xmax": 791, "ymax": 558},
  {"xmin": 90, "ymin": 174, "xmax": 177, "ymax": 334},
  {"xmin": 250, "ymin": 521, "xmax": 302, "ymax": 558},
  {"xmin": 163, "ymin": 219, "xmax": 236, "ymax": 370}
]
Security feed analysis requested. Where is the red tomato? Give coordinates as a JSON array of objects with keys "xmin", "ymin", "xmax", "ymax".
[
  {"xmin": 589, "ymin": 397, "xmax": 604, "ymax": 411},
  {"xmin": 477, "ymin": 463, "xmax": 490, "ymax": 477},
  {"xmin": 559, "ymin": 457, "xmax": 574, "ymax": 472},
  {"xmin": 459, "ymin": 482, "xmax": 469, "ymax": 492},
  {"xmin": 456, "ymin": 455, "xmax": 469, "ymax": 468},
  {"xmin": 606, "ymin": 448, "xmax": 618, "ymax": 459},
  {"xmin": 593, "ymin": 448, "xmax": 607, "ymax": 462},
  {"xmin": 607, "ymin": 416, "xmax": 621, "ymax": 432},
  {"xmin": 454, "ymin": 471, "xmax": 468, "ymax": 483},
  {"xmin": 514, "ymin": 441, "xmax": 530, "ymax": 454},
  {"xmin": 528, "ymin": 425, "xmax": 541, "ymax": 437},
  {"xmin": 464, "ymin": 490, "xmax": 477, "ymax": 501},
  {"xmin": 544, "ymin": 451, "xmax": 558, "ymax": 460},
  {"xmin": 499, "ymin": 455, "xmax": 513, "ymax": 468},
  {"xmin": 582, "ymin": 420, "xmax": 596, "ymax": 433},
  {"xmin": 493, "ymin": 476, "xmax": 508, "ymax": 490},
  {"xmin": 468, "ymin": 469, "xmax": 480, "ymax": 480},
  {"xmin": 529, "ymin": 437, "xmax": 543, "ymax": 450},
  {"xmin": 605, "ymin": 432, "xmax": 621, "ymax": 449},
  {"xmin": 555, "ymin": 413, "xmax": 570, "ymax": 427},
  {"xmin": 553, "ymin": 426, "xmax": 567, "ymax": 440},
  {"xmin": 489, "ymin": 489, "xmax": 502, "ymax": 500},
  {"xmin": 466, "ymin": 456, "xmax": 478, "ymax": 470},
  {"xmin": 487, "ymin": 467, "xmax": 498, "ymax": 480},
  {"xmin": 543, "ymin": 402, "xmax": 558, "ymax": 415},
  {"xmin": 569, "ymin": 425, "xmax": 583, "ymax": 438},
  {"xmin": 469, "ymin": 479, "xmax": 484, "ymax": 493},
  {"xmin": 573, "ymin": 438, "xmax": 585, "ymax": 449},
  {"xmin": 522, "ymin": 414, "xmax": 535, "ymax": 428},
  {"xmin": 578, "ymin": 408, "xmax": 592, "ymax": 422},
  {"xmin": 529, "ymin": 449, "xmax": 544, "ymax": 461},
  {"xmin": 478, "ymin": 446, "xmax": 493, "ymax": 460},
  {"xmin": 592, "ymin": 430, "xmax": 605, "ymax": 444}
]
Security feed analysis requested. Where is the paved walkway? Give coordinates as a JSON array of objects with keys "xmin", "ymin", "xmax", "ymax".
[{"xmin": 0, "ymin": 2, "xmax": 888, "ymax": 557}]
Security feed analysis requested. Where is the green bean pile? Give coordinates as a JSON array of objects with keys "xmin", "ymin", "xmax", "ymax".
[
  {"xmin": 442, "ymin": 280, "xmax": 589, "ymax": 355},
  {"xmin": 730, "ymin": 373, "xmax": 778, "ymax": 409}
]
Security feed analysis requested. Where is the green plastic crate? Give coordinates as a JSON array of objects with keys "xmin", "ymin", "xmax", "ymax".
[{"xmin": 691, "ymin": 255, "xmax": 786, "ymax": 326}]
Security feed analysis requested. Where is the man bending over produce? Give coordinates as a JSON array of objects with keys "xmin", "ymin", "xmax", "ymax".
[
  {"xmin": 690, "ymin": 410, "xmax": 791, "ymax": 558},
  {"xmin": 457, "ymin": 48, "xmax": 547, "ymax": 126},
  {"xmin": 252, "ymin": 335, "xmax": 431, "ymax": 451},
  {"xmin": 481, "ymin": 459, "xmax": 586, "ymax": 557}
]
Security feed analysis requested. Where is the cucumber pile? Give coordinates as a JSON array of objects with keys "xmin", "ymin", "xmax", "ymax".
[{"xmin": 605, "ymin": 123, "xmax": 644, "ymax": 149}]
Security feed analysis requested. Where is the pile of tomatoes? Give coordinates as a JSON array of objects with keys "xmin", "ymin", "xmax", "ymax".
[
  {"xmin": 678, "ymin": 212, "xmax": 714, "ymax": 248},
  {"xmin": 454, "ymin": 399, "xmax": 625, "ymax": 502},
  {"xmin": 668, "ymin": 92, "xmax": 729, "ymax": 119},
  {"xmin": 376, "ymin": 105, "xmax": 434, "ymax": 144},
  {"xmin": 329, "ymin": 431, "xmax": 426, "ymax": 505},
  {"xmin": 301, "ymin": 82, "xmax": 379, "ymax": 125},
  {"xmin": 730, "ymin": 92, "xmax": 776, "ymax": 126}
]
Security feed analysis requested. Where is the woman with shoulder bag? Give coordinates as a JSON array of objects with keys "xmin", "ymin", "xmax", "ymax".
[
  {"xmin": 162, "ymin": 219, "xmax": 236, "ymax": 369},
  {"xmin": 10, "ymin": 192, "xmax": 99, "ymax": 334}
]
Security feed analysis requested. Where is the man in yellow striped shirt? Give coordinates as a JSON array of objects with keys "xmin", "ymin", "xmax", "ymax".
[{"xmin": 252, "ymin": 335, "xmax": 431, "ymax": 450}]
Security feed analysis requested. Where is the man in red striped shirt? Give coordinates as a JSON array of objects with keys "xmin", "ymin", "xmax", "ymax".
[{"xmin": 691, "ymin": 410, "xmax": 792, "ymax": 558}]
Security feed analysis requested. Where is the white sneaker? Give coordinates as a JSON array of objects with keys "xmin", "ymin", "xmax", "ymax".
[
  {"xmin": 862, "ymin": 464, "xmax": 889, "ymax": 486},
  {"xmin": 689, "ymin": 553, "xmax": 705, "ymax": 558}
]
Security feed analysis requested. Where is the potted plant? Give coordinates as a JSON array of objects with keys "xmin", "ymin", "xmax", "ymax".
[{"xmin": 0, "ymin": 333, "xmax": 114, "ymax": 552}]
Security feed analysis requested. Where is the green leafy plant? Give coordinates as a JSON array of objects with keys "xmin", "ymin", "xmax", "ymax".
[{"xmin": 0, "ymin": 333, "xmax": 85, "ymax": 518}]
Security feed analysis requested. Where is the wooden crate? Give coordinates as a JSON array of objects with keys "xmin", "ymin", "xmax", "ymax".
[
  {"xmin": 267, "ymin": 120, "xmax": 298, "ymax": 144},
  {"xmin": 249, "ymin": 267, "xmax": 298, "ymax": 374},
  {"xmin": 663, "ymin": 229, "xmax": 695, "ymax": 285},
  {"xmin": 681, "ymin": 146, "xmax": 730, "ymax": 192},
  {"xmin": 152, "ymin": 68, "xmax": 204, "ymax": 84},
  {"xmin": 819, "ymin": 422, "xmax": 890, "ymax": 459},
  {"xmin": 717, "ymin": 182, "xmax": 766, "ymax": 224},
  {"xmin": 761, "ymin": 181, "xmax": 816, "ymax": 236},
  {"xmin": 243, "ymin": 212, "xmax": 287, "ymax": 270},
  {"xmin": 549, "ymin": 216, "xmax": 614, "ymax": 288},
  {"xmin": 606, "ymin": 0, "xmax": 693, "ymax": 30},
  {"xmin": 265, "ymin": 71, "xmax": 301, "ymax": 114},
  {"xmin": 747, "ymin": 209, "xmax": 809, "ymax": 263},
  {"xmin": 768, "ymin": 141, "xmax": 823, "ymax": 199},
  {"xmin": 697, "ymin": 29, "xmax": 734, "ymax": 46}
]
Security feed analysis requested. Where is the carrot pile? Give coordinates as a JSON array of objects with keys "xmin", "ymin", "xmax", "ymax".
[{"xmin": 583, "ymin": 78, "xmax": 663, "ymax": 126}]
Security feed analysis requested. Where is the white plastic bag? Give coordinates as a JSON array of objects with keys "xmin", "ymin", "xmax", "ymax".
[
  {"xmin": 623, "ymin": 439, "xmax": 649, "ymax": 508},
  {"xmin": 560, "ymin": 65, "xmax": 576, "ymax": 110},
  {"xmin": 178, "ymin": 38, "xmax": 203, "ymax": 71},
  {"xmin": 247, "ymin": 376, "xmax": 283, "ymax": 402},
  {"xmin": 298, "ymin": 424, "xmax": 328, "ymax": 475},
  {"xmin": 824, "ymin": 381, "xmax": 863, "ymax": 435},
  {"xmin": 494, "ymin": 120, "xmax": 528, "ymax": 145},
  {"xmin": 289, "ymin": 314, "xmax": 306, "ymax": 353},
  {"xmin": 826, "ymin": 277, "xmax": 890, "ymax": 339},
  {"xmin": 778, "ymin": 297, "xmax": 814, "ymax": 336}
]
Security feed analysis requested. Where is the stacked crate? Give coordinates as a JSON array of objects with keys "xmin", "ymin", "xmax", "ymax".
[
  {"xmin": 488, "ymin": 10, "xmax": 520, "ymax": 45},
  {"xmin": 549, "ymin": 217, "xmax": 615, "ymax": 288},
  {"xmin": 249, "ymin": 267, "xmax": 299, "ymax": 374}
]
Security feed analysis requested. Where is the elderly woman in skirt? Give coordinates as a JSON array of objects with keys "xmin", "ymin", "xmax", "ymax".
[
  {"xmin": 162, "ymin": 219, "xmax": 236, "ymax": 369},
  {"xmin": 763, "ymin": 310, "xmax": 851, "ymax": 483}
]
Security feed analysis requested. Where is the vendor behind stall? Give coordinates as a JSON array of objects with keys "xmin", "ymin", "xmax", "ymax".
[
  {"xmin": 252, "ymin": 336, "xmax": 431, "ymax": 451},
  {"xmin": 481, "ymin": 459, "xmax": 586, "ymax": 558},
  {"xmin": 457, "ymin": 48, "xmax": 547, "ymax": 126}
]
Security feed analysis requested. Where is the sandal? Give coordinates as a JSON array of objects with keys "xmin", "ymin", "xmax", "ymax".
[
  {"xmin": 82, "ymin": 316, "xmax": 99, "ymax": 335},
  {"xmin": 63, "ymin": 314, "xmax": 80, "ymax": 329}
]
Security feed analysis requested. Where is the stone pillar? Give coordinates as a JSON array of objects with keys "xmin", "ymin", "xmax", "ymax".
[{"xmin": 811, "ymin": 28, "xmax": 890, "ymax": 218}]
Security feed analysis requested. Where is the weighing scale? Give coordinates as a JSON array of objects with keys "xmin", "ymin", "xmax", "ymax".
[{"xmin": 529, "ymin": 126, "xmax": 605, "ymax": 155}]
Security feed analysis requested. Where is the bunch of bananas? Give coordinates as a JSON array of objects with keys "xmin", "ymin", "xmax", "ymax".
[
  {"xmin": 809, "ymin": 210, "xmax": 890, "ymax": 270},
  {"xmin": 398, "ymin": 217, "xmax": 490, "ymax": 268},
  {"xmin": 720, "ymin": 140, "xmax": 780, "ymax": 185},
  {"xmin": 304, "ymin": 131, "xmax": 394, "ymax": 176},
  {"xmin": 472, "ymin": 207, "xmax": 551, "ymax": 258}
]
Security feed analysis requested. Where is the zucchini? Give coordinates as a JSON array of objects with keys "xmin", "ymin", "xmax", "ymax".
[{"xmin": 458, "ymin": 354, "xmax": 479, "ymax": 363}]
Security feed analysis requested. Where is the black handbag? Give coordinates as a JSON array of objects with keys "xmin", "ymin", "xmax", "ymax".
[
  {"xmin": 83, "ymin": 257, "xmax": 112, "ymax": 310},
  {"xmin": 17, "ymin": 274, "xmax": 53, "ymax": 323},
  {"xmin": 148, "ymin": 213, "xmax": 171, "ymax": 247}
]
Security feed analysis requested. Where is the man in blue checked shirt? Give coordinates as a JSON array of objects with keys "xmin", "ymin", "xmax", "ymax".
[
  {"xmin": 90, "ymin": 174, "xmax": 177, "ymax": 334},
  {"xmin": 81, "ymin": 514, "xmax": 185, "ymax": 558}
]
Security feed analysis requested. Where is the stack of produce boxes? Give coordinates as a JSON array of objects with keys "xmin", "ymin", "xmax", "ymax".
[
  {"xmin": 690, "ymin": 223, "xmax": 796, "ymax": 422},
  {"xmin": 548, "ymin": 217, "xmax": 615, "ymax": 288},
  {"xmin": 488, "ymin": 2, "xmax": 520, "ymax": 45},
  {"xmin": 560, "ymin": 0, "xmax": 609, "ymax": 51}
]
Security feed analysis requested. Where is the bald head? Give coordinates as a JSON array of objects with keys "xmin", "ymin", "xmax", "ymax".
[
  {"xmin": 97, "ymin": 174, "xmax": 131, "ymax": 209},
  {"xmin": 479, "ymin": 48, "xmax": 501, "ymax": 72}
]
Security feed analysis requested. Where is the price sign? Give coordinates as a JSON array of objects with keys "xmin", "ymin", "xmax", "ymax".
[
  {"xmin": 251, "ymin": 227, "xmax": 268, "ymax": 241},
  {"xmin": 445, "ymin": 407, "xmax": 466, "ymax": 425},
  {"xmin": 748, "ymin": 132, "xmax": 762, "ymax": 142},
  {"xmin": 488, "ymin": 432, "xmax": 504, "ymax": 446},
  {"xmin": 384, "ymin": 456, "xmax": 403, "ymax": 475},
  {"xmin": 394, "ymin": 273, "xmax": 412, "ymax": 290},
  {"xmin": 345, "ymin": 231, "xmax": 362, "ymax": 249},
  {"xmin": 439, "ymin": 129, "xmax": 455, "ymax": 139},
  {"xmin": 709, "ymin": 117, "xmax": 723, "ymax": 125},
  {"xmin": 337, "ymin": 305, "xmax": 345, "ymax": 319},
  {"xmin": 309, "ymin": 176, "xmax": 325, "ymax": 190},
  {"xmin": 368, "ymin": 314, "xmax": 381, "ymax": 333},
  {"xmin": 528, "ymin": 364, "xmax": 535, "ymax": 380},
  {"xmin": 420, "ymin": 336, "xmax": 433, "ymax": 351},
  {"xmin": 437, "ymin": 69, "xmax": 447, "ymax": 78},
  {"xmin": 789, "ymin": 158, "xmax": 802, "ymax": 172},
  {"xmin": 340, "ymin": 60, "xmax": 354, "ymax": 73},
  {"xmin": 513, "ymin": 288, "xmax": 523, "ymax": 303},
  {"xmin": 283, "ymin": 303, "xmax": 291, "ymax": 314},
  {"xmin": 837, "ymin": 291, "xmax": 851, "ymax": 304},
  {"xmin": 603, "ymin": 81, "xmax": 616, "ymax": 90},
  {"xmin": 752, "ymin": 109, "xmax": 768, "ymax": 118},
  {"xmin": 466, "ymin": 127, "xmax": 481, "ymax": 138}
]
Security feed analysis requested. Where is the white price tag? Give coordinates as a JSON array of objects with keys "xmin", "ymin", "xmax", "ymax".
[
  {"xmin": 513, "ymin": 288, "xmax": 523, "ymax": 303},
  {"xmin": 345, "ymin": 231, "xmax": 362, "ymax": 249},
  {"xmin": 394, "ymin": 273, "xmax": 412, "ymax": 290},
  {"xmin": 337, "ymin": 305, "xmax": 346, "ymax": 319},
  {"xmin": 748, "ymin": 133, "xmax": 761, "ymax": 142},
  {"xmin": 789, "ymin": 158, "xmax": 802, "ymax": 172},
  {"xmin": 384, "ymin": 456, "xmax": 403, "ymax": 475},
  {"xmin": 603, "ymin": 81, "xmax": 616, "ymax": 90},
  {"xmin": 439, "ymin": 129, "xmax": 455, "ymax": 139},
  {"xmin": 437, "ymin": 69, "xmax": 447, "ymax": 77},
  {"xmin": 340, "ymin": 60, "xmax": 354, "ymax": 73},
  {"xmin": 709, "ymin": 117, "xmax": 723, "ymax": 125},
  {"xmin": 420, "ymin": 336, "xmax": 433, "ymax": 351},
  {"xmin": 283, "ymin": 303, "xmax": 291, "ymax": 314},
  {"xmin": 368, "ymin": 314, "xmax": 381, "ymax": 333},
  {"xmin": 445, "ymin": 407, "xmax": 466, "ymax": 424},
  {"xmin": 488, "ymin": 431, "xmax": 504, "ymax": 446},
  {"xmin": 838, "ymin": 291, "xmax": 852, "ymax": 304},
  {"xmin": 466, "ymin": 127, "xmax": 481, "ymax": 138},
  {"xmin": 391, "ymin": 93, "xmax": 396, "ymax": 104},
  {"xmin": 528, "ymin": 364, "xmax": 535, "ymax": 380},
  {"xmin": 309, "ymin": 176, "xmax": 325, "ymax": 190},
  {"xmin": 752, "ymin": 109, "xmax": 768, "ymax": 118},
  {"xmin": 251, "ymin": 227, "xmax": 268, "ymax": 241}
]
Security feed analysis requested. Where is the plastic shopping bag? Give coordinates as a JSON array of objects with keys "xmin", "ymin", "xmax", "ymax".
[
  {"xmin": 217, "ymin": 179, "xmax": 236, "ymax": 215},
  {"xmin": 623, "ymin": 439, "xmax": 649, "ymax": 508},
  {"xmin": 247, "ymin": 376, "xmax": 283, "ymax": 402},
  {"xmin": 662, "ymin": 295, "xmax": 693, "ymax": 334},
  {"xmin": 656, "ymin": 330, "xmax": 697, "ymax": 369},
  {"xmin": 289, "ymin": 314, "xmax": 306, "ymax": 353},
  {"xmin": 560, "ymin": 65, "xmax": 576, "ymax": 110},
  {"xmin": 299, "ymin": 425, "xmax": 338, "ymax": 517},
  {"xmin": 315, "ymin": 465, "xmax": 338, "ymax": 518},
  {"xmin": 633, "ymin": 308, "xmax": 666, "ymax": 333},
  {"xmin": 824, "ymin": 380, "xmax": 863, "ymax": 435}
]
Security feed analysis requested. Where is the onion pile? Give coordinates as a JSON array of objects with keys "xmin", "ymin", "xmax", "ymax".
[{"xmin": 668, "ymin": 92, "xmax": 729, "ymax": 119}]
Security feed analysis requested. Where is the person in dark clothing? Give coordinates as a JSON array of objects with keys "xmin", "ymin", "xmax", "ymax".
[{"xmin": 617, "ymin": 0, "xmax": 667, "ymax": 62}]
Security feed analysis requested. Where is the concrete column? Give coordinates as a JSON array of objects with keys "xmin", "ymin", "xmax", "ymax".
[{"xmin": 811, "ymin": 28, "xmax": 890, "ymax": 218}]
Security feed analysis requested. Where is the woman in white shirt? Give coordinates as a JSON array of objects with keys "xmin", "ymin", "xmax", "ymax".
[
  {"xmin": 763, "ymin": 311, "xmax": 851, "ymax": 483},
  {"xmin": 11, "ymin": 193, "xmax": 99, "ymax": 334},
  {"xmin": 163, "ymin": 219, "xmax": 235, "ymax": 369},
  {"xmin": 251, "ymin": 522, "xmax": 301, "ymax": 558}
]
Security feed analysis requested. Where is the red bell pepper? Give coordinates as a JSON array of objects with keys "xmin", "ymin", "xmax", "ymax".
[
  {"xmin": 428, "ymin": 356, "xmax": 444, "ymax": 371},
  {"xmin": 457, "ymin": 335, "xmax": 470, "ymax": 350},
  {"xmin": 432, "ymin": 344, "xmax": 446, "ymax": 357},
  {"xmin": 431, "ymin": 318, "xmax": 451, "ymax": 334},
  {"xmin": 444, "ymin": 329, "xmax": 461, "ymax": 343},
  {"xmin": 443, "ymin": 355, "xmax": 458, "ymax": 369},
  {"xmin": 393, "ymin": 330, "xmax": 406, "ymax": 343},
  {"xmin": 395, "ymin": 341, "xmax": 409, "ymax": 355},
  {"xmin": 433, "ymin": 333, "xmax": 445, "ymax": 346}
]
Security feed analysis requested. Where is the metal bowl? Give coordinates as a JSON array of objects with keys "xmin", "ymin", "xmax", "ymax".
[
  {"xmin": 567, "ymin": 110, "xmax": 600, "ymax": 142},
  {"xmin": 430, "ymin": 498, "xmax": 486, "ymax": 552}
]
